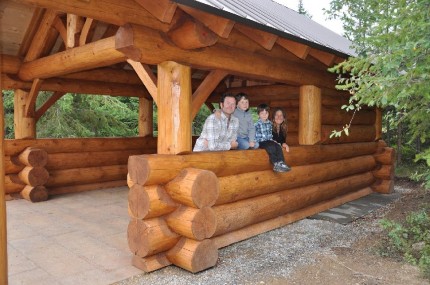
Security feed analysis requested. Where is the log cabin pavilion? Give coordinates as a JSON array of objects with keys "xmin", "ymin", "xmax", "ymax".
[{"xmin": 0, "ymin": 0, "xmax": 395, "ymax": 281}]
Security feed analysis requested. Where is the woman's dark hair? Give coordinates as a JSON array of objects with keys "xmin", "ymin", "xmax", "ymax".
[
  {"xmin": 257, "ymin": 103, "xmax": 270, "ymax": 114},
  {"xmin": 271, "ymin": 107, "xmax": 288, "ymax": 139}
]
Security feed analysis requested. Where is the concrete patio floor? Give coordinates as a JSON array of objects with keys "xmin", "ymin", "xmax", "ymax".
[{"xmin": 6, "ymin": 186, "xmax": 141, "ymax": 285}]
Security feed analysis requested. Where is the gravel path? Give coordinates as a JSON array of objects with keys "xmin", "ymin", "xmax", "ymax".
[{"xmin": 114, "ymin": 185, "xmax": 412, "ymax": 285}]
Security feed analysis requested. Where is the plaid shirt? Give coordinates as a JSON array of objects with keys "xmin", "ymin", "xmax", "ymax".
[
  {"xmin": 193, "ymin": 112, "xmax": 239, "ymax": 151},
  {"xmin": 254, "ymin": 119, "xmax": 273, "ymax": 143}
]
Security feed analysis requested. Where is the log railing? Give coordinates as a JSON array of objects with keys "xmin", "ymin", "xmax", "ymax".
[
  {"xmin": 127, "ymin": 141, "xmax": 394, "ymax": 273},
  {"xmin": 4, "ymin": 136, "xmax": 157, "ymax": 199}
]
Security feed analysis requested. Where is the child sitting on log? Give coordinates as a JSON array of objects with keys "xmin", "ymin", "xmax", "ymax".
[{"xmin": 255, "ymin": 104, "xmax": 291, "ymax": 173}]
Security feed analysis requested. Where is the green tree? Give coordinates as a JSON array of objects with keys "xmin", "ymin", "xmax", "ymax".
[
  {"xmin": 326, "ymin": 0, "xmax": 430, "ymax": 188},
  {"xmin": 297, "ymin": 0, "xmax": 312, "ymax": 19}
]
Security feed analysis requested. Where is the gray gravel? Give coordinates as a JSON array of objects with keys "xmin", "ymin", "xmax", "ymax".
[{"xmin": 113, "ymin": 185, "xmax": 411, "ymax": 285}]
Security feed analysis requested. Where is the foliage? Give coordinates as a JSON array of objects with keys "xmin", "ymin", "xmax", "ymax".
[
  {"xmin": 380, "ymin": 209, "xmax": 430, "ymax": 279},
  {"xmin": 326, "ymin": 0, "xmax": 430, "ymax": 188},
  {"xmin": 297, "ymin": 0, "xmax": 312, "ymax": 18}
]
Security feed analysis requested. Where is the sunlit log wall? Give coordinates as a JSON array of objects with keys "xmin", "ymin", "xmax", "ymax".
[
  {"xmin": 127, "ymin": 141, "xmax": 396, "ymax": 273},
  {"xmin": 4, "ymin": 136, "xmax": 156, "ymax": 201}
]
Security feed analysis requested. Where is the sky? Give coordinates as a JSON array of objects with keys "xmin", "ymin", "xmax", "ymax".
[{"xmin": 273, "ymin": 0, "xmax": 344, "ymax": 35}]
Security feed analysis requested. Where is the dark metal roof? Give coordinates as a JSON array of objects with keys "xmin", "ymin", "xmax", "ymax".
[{"xmin": 173, "ymin": 0, "xmax": 356, "ymax": 57}]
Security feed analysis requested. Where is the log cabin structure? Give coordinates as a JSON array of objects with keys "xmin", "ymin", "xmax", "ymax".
[{"xmin": 0, "ymin": 0, "xmax": 395, "ymax": 278}]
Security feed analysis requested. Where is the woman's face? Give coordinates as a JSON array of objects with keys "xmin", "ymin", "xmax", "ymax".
[{"xmin": 274, "ymin": 110, "xmax": 285, "ymax": 125}]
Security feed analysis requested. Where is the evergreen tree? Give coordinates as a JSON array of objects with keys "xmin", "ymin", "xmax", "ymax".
[{"xmin": 297, "ymin": 0, "xmax": 312, "ymax": 18}]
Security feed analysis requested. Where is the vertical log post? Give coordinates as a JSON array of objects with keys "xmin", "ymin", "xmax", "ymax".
[
  {"xmin": 299, "ymin": 85, "xmax": 321, "ymax": 145},
  {"xmin": 14, "ymin": 89, "xmax": 36, "ymax": 139},
  {"xmin": 0, "ymin": 64, "xmax": 9, "ymax": 284},
  {"xmin": 139, "ymin": 97, "xmax": 153, "ymax": 137},
  {"xmin": 157, "ymin": 61, "xmax": 192, "ymax": 154}
]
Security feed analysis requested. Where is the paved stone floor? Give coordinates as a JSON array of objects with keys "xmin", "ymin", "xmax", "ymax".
[{"xmin": 6, "ymin": 186, "xmax": 141, "ymax": 285}]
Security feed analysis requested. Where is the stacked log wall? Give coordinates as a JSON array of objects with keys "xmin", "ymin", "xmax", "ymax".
[
  {"xmin": 4, "ymin": 136, "xmax": 157, "ymax": 198},
  {"xmin": 127, "ymin": 141, "xmax": 388, "ymax": 273}
]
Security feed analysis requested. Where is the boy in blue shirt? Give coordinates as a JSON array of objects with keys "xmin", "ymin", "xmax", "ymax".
[{"xmin": 255, "ymin": 104, "xmax": 291, "ymax": 173}]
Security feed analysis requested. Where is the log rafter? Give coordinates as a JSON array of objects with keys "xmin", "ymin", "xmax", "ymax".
[
  {"xmin": 25, "ymin": 78, "xmax": 43, "ymax": 118},
  {"xmin": 308, "ymin": 48, "xmax": 336, "ymax": 66},
  {"xmin": 234, "ymin": 23, "xmax": 278, "ymax": 50},
  {"xmin": 134, "ymin": 0, "xmax": 178, "ymax": 23},
  {"xmin": 276, "ymin": 38, "xmax": 310, "ymax": 60},
  {"xmin": 79, "ymin": 17, "xmax": 94, "ymax": 46}
]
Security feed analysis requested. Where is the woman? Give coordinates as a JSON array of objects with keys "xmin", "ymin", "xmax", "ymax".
[{"xmin": 271, "ymin": 107, "xmax": 290, "ymax": 152}]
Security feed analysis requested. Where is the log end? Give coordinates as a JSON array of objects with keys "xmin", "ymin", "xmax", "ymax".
[
  {"xmin": 18, "ymin": 147, "xmax": 48, "ymax": 167},
  {"xmin": 372, "ymin": 179, "xmax": 394, "ymax": 194},
  {"xmin": 127, "ymin": 219, "xmax": 141, "ymax": 255},
  {"xmin": 167, "ymin": 238, "xmax": 218, "ymax": 273},
  {"xmin": 19, "ymin": 166, "xmax": 49, "ymax": 186},
  {"xmin": 20, "ymin": 185, "xmax": 49, "ymax": 202},
  {"xmin": 128, "ymin": 184, "xmax": 150, "ymax": 219},
  {"xmin": 132, "ymin": 253, "xmax": 171, "ymax": 272},
  {"xmin": 192, "ymin": 207, "xmax": 217, "ymax": 240},
  {"xmin": 192, "ymin": 169, "xmax": 219, "ymax": 208},
  {"xmin": 128, "ymin": 155, "xmax": 150, "ymax": 186}
]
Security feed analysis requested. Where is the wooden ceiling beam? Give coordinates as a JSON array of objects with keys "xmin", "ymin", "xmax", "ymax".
[
  {"xmin": 1, "ymin": 55, "xmax": 22, "ymax": 74},
  {"xmin": 16, "ymin": 0, "xmax": 169, "ymax": 32},
  {"xmin": 167, "ymin": 14, "xmax": 218, "ymax": 49},
  {"xmin": 308, "ymin": 48, "xmax": 336, "ymax": 66},
  {"xmin": 79, "ymin": 18, "xmax": 94, "ymax": 46},
  {"xmin": 178, "ymin": 4, "xmax": 234, "ymax": 38},
  {"xmin": 19, "ymin": 7, "xmax": 45, "ymax": 57},
  {"xmin": 127, "ymin": 59, "xmax": 158, "ymax": 104},
  {"xmin": 191, "ymin": 70, "xmax": 228, "ymax": 119},
  {"xmin": 24, "ymin": 9, "xmax": 58, "ymax": 62},
  {"xmin": 18, "ymin": 36, "xmax": 126, "ymax": 81},
  {"xmin": 63, "ymin": 68, "xmax": 142, "ymax": 85},
  {"xmin": 276, "ymin": 38, "xmax": 310, "ymax": 60},
  {"xmin": 134, "ymin": 0, "xmax": 177, "ymax": 23},
  {"xmin": 115, "ymin": 24, "xmax": 338, "ymax": 88},
  {"xmin": 2, "ymin": 74, "xmax": 149, "ymax": 98},
  {"xmin": 25, "ymin": 78, "xmax": 43, "ymax": 117},
  {"xmin": 53, "ymin": 16, "xmax": 67, "ymax": 44},
  {"xmin": 35, "ymin": 91, "xmax": 65, "ymax": 121},
  {"xmin": 234, "ymin": 23, "xmax": 278, "ymax": 50}
]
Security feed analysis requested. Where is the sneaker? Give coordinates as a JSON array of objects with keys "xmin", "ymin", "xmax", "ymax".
[
  {"xmin": 273, "ymin": 162, "xmax": 287, "ymax": 173},
  {"xmin": 279, "ymin": 162, "xmax": 291, "ymax": 172}
]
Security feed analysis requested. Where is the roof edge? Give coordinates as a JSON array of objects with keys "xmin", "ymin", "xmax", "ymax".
[{"xmin": 173, "ymin": 0, "xmax": 352, "ymax": 58}]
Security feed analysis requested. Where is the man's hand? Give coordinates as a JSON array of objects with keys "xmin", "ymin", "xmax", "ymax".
[
  {"xmin": 230, "ymin": 141, "xmax": 238, "ymax": 149},
  {"xmin": 249, "ymin": 141, "xmax": 255, "ymax": 148}
]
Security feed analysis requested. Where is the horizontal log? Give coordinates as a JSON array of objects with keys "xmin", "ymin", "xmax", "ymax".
[
  {"xmin": 128, "ymin": 184, "xmax": 177, "ymax": 220},
  {"xmin": 49, "ymin": 180, "xmax": 126, "ymax": 196},
  {"xmin": 18, "ymin": 166, "xmax": 49, "ymax": 186},
  {"xmin": 1, "ymin": 54, "xmax": 21, "ymax": 74},
  {"xmin": 128, "ymin": 218, "xmax": 180, "ymax": 258},
  {"xmin": 213, "ymin": 171, "xmax": 375, "ymax": 236},
  {"xmin": 372, "ymin": 179, "xmax": 394, "ymax": 194},
  {"xmin": 321, "ymin": 125, "xmax": 376, "ymax": 144},
  {"xmin": 132, "ymin": 253, "xmax": 171, "ymax": 273},
  {"xmin": 373, "ymin": 164, "xmax": 394, "ymax": 180},
  {"xmin": 165, "ymin": 168, "xmax": 219, "ymax": 208},
  {"xmin": 166, "ymin": 206, "xmax": 216, "ymax": 240},
  {"xmin": 5, "ymin": 136, "xmax": 156, "ymax": 156},
  {"xmin": 128, "ymin": 142, "xmax": 377, "ymax": 185},
  {"xmin": 46, "ymin": 165, "xmax": 127, "ymax": 187},
  {"xmin": 47, "ymin": 149, "xmax": 151, "ymax": 170},
  {"xmin": 286, "ymin": 132, "xmax": 298, "ymax": 145},
  {"xmin": 166, "ymin": 237, "xmax": 218, "ymax": 273},
  {"xmin": 116, "ymin": 24, "xmax": 339, "ymax": 88},
  {"xmin": 216, "ymin": 155, "xmax": 376, "ymax": 205},
  {"xmin": 213, "ymin": 187, "xmax": 373, "ymax": 249},
  {"xmin": 20, "ymin": 185, "xmax": 49, "ymax": 202},
  {"xmin": 322, "ymin": 107, "xmax": 376, "ymax": 125},
  {"xmin": 1, "ymin": 74, "xmax": 150, "ymax": 98},
  {"xmin": 374, "ymin": 147, "xmax": 395, "ymax": 165},
  {"xmin": 5, "ymin": 156, "xmax": 22, "ymax": 174},
  {"xmin": 18, "ymin": 147, "xmax": 48, "ymax": 167},
  {"xmin": 4, "ymin": 175, "xmax": 25, "ymax": 194}
]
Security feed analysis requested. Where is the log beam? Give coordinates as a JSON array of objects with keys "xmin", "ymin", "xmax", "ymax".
[
  {"xmin": 115, "ymin": 24, "xmax": 339, "ymax": 88},
  {"xmin": 191, "ymin": 70, "xmax": 228, "ymax": 119},
  {"xmin": 166, "ymin": 206, "xmax": 216, "ymax": 240},
  {"xmin": 299, "ymin": 85, "xmax": 321, "ymax": 145},
  {"xmin": 235, "ymin": 23, "xmax": 278, "ymax": 50},
  {"xmin": 79, "ymin": 18, "xmax": 94, "ymax": 46},
  {"xmin": 138, "ymin": 97, "xmax": 153, "ymax": 137},
  {"xmin": 66, "ymin": 14, "xmax": 84, "ymax": 49},
  {"xmin": 276, "ymin": 38, "xmax": 310, "ymax": 59},
  {"xmin": 18, "ymin": 37, "xmax": 126, "ymax": 81},
  {"xmin": 14, "ymin": 89, "xmax": 36, "ymax": 139},
  {"xmin": 308, "ymin": 48, "xmax": 336, "ymax": 66},
  {"xmin": 25, "ymin": 78, "xmax": 43, "ymax": 118},
  {"xmin": 157, "ymin": 61, "xmax": 192, "ymax": 154},
  {"xmin": 35, "ymin": 91, "xmax": 65, "ymax": 121}
]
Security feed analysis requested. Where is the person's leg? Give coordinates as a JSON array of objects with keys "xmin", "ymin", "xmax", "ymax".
[
  {"xmin": 270, "ymin": 141, "xmax": 291, "ymax": 171},
  {"xmin": 237, "ymin": 137, "xmax": 250, "ymax": 150},
  {"xmin": 259, "ymin": 141, "xmax": 277, "ymax": 164}
]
